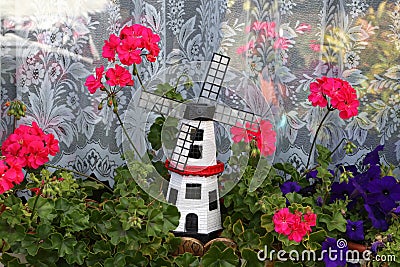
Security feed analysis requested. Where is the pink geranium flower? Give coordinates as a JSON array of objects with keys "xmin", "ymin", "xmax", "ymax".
[
  {"xmin": 106, "ymin": 64, "xmax": 134, "ymax": 87},
  {"xmin": 308, "ymin": 76, "xmax": 359, "ymax": 120},
  {"xmin": 102, "ymin": 34, "xmax": 120, "ymax": 62},
  {"xmin": 273, "ymin": 208, "xmax": 296, "ymax": 235},
  {"xmin": 256, "ymin": 119, "xmax": 276, "ymax": 157},
  {"xmin": 303, "ymin": 212, "xmax": 317, "ymax": 231},
  {"xmin": 116, "ymin": 37, "xmax": 142, "ymax": 66},
  {"xmin": 288, "ymin": 221, "xmax": 308, "ymax": 242},
  {"xmin": 85, "ymin": 66, "xmax": 104, "ymax": 94},
  {"xmin": 0, "ymin": 160, "xmax": 23, "ymax": 194}
]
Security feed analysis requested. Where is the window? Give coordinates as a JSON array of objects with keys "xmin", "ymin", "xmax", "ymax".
[
  {"xmin": 185, "ymin": 184, "xmax": 201, "ymax": 199},
  {"xmin": 168, "ymin": 188, "xmax": 178, "ymax": 205},
  {"xmin": 209, "ymin": 190, "xmax": 218, "ymax": 211},
  {"xmin": 190, "ymin": 128, "xmax": 204, "ymax": 141},
  {"xmin": 188, "ymin": 145, "xmax": 202, "ymax": 159}
]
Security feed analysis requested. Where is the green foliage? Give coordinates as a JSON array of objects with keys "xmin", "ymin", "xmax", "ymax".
[{"xmin": 0, "ymin": 166, "xmax": 182, "ymax": 266}]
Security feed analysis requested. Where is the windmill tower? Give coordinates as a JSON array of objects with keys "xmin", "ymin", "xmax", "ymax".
[{"xmin": 137, "ymin": 53, "xmax": 263, "ymax": 243}]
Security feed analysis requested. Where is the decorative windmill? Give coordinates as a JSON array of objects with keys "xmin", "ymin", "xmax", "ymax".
[{"xmin": 136, "ymin": 53, "xmax": 263, "ymax": 243}]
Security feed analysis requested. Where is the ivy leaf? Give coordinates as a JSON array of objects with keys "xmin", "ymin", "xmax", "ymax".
[
  {"xmin": 201, "ymin": 243, "xmax": 239, "ymax": 267},
  {"xmin": 174, "ymin": 252, "xmax": 200, "ymax": 267},
  {"xmin": 0, "ymin": 253, "xmax": 26, "ymax": 267}
]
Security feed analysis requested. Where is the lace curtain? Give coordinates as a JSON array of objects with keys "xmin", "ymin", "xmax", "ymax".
[{"xmin": 1, "ymin": 0, "xmax": 400, "ymax": 186}]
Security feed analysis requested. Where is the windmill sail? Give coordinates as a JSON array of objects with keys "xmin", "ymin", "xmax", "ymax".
[
  {"xmin": 138, "ymin": 90, "xmax": 185, "ymax": 119},
  {"xmin": 168, "ymin": 121, "xmax": 202, "ymax": 172},
  {"xmin": 199, "ymin": 53, "xmax": 230, "ymax": 101}
]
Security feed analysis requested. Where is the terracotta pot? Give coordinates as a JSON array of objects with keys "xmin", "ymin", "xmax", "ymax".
[{"xmin": 347, "ymin": 241, "xmax": 368, "ymax": 252}]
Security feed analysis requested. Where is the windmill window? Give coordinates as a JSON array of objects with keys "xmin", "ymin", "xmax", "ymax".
[
  {"xmin": 188, "ymin": 145, "xmax": 202, "ymax": 159},
  {"xmin": 190, "ymin": 128, "xmax": 204, "ymax": 141},
  {"xmin": 168, "ymin": 188, "xmax": 178, "ymax": 205},
  {"xmin": 185, "ymin": 183, "xmax": 201, "ymax": 199},
  {"xmin": 209, "ymin": 190, "xmax": 218, "ymax": 211}
]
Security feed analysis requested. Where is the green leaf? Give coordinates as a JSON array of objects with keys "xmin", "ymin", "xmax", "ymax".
[
  {"xmin": 0, "ymin": 253, "xmax": 26, "ymax": 267},
  {"xmin": 285, "ymin": 192, "xmax": 303, "ymax": 204},
  {"xmin": 28, "ymin": 197, "xmax": 56, "ymax": 222},
  {"xmin": 162, "ymin": 204, "xmax": 180, "ymax": 232},
  {"xmin": 201, "ymin": 243, "xmax": 239, "ymax": 267},
  {"xmin": 64, "ymin": 241, "xmax": 88, "ymax": 265},
  {"xmin": 308, "ymin": 230, "xmax": 327, "ymax": 244},
  {"xmin": 273, "ymin": 163, "xmax": 300, "ymax": 180},
  {"xmin": 148, "ymin": 123, "xmax": 163, "ymax": 150},
  {"xmin": 104, "ymin": 253, "xmax": 126, "ymax": 267},
  {"xmin": 174, "ymin": 252, "xmax": 200, "ymax": 267},
  {"xmin": 147, "ymin": 208, "xmax": 163, "ymax": 236},
  {"xmin": 316, "ymin": 144, "xmax": 332, "ymax": 168},
  {"xmin": 319, "ymin": 213, "xmax": 347, "ymax": 232},
  {"xmin": 241, "ymin": 248, "xmax": 264, "ymax": 267},
  {"xmin": 36, "ymin": 224, "xmax": 52, "ymax": 239},
  {"xmin": 50, "ymin": 233, "xmax": 77, "ymax": 257},
  {"xmin": 260, "ymin": 214, "xmax": 275, "ymax": 233},
  {"xmin": 233, "ymin": 219, "xmax": 244, "ymax": 236}
]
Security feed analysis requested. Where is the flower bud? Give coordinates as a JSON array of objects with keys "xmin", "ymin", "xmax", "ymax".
[{"xmin": 98, "ymin": 103, "xmax": 103, "ymax": 110}]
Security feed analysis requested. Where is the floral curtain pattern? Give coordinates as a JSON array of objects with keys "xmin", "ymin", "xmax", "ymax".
[{"xmin": 1, "ymin": 0, "xmax": 400, "ymax": 185}]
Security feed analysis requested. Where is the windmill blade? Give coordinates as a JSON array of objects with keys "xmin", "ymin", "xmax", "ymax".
[
  {"xmin": 213, "ymin": 104, "xmax": 261, "ymax": 131},
  {"xmin": 199, "ymin": 53, "xmax": 230, "ymax": 101},
  {"xmin": 167, "ymin": 121, "xmax": 202, "ymax": 172},
  {"xmin": 138, "ymin": 90, "xmax": 185, "ymax": 118}
]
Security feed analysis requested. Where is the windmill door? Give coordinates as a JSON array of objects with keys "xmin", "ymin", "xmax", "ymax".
[{"xmin": 185, "ymin": 213, "xmax": 198, "ymax": 232}]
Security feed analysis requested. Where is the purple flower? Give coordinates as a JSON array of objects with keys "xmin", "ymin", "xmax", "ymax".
[
  {"xmin": 363, "ymin": 145, "xmax": 384, "ymax": 166},
  {"xmin": 280, "ymin": 181, "xmax": 301, "ymax": 195},
  {"xmin": 352, "ymin": 165, "xmax": 381, "ymax": 199},
  {"xmin": 367, "ymin": 176, "xmax": 400, "ymax": 213},
  {"xmin": 364, "ymin": 204, "xmax": 389, "ymax": 231},
  {"xmin": 306, "ymin": 170, "xmax": 318, "ymax": 179},
  {"xmin": 346, "ymin": 220, "xmax": 364, "ymax": 241},
  {"xmin": 316, "ymin": 196, "xmax": 323, "ymax": 206},
  {"xmin": 331, "ymin": 180, "xmax": 356, "ymax": 201},
  {"xmin": 371, "ymin": 241, "xmax": 385, "ymax": 254},
  {"xmin": 321, "ymin": 237, "xmax": 348, "ymax": 267}
]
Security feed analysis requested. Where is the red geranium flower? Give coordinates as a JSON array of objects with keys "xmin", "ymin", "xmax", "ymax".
[
  {"xmin": 273, "ymin": 208, "xmax": 296, "ymax": 235},
  {"xmin": 85, "ymin": 66, "xmax": 104, "ymax": 94},
  {"xmin": 106, "ymin": 64, "xmax": 134, "ymax": 87},
  {"xmin": 102, "ymin": 34, "xmax": 120, "ymax": 62},
  {"xmin": 116, "ymin": 37, "xmax": 142, "ymax": 66}
]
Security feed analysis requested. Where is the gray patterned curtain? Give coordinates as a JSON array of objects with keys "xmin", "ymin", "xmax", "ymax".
[{"xmin": 1, "ymin": 0, "xmax": 400, "ymax": 186}]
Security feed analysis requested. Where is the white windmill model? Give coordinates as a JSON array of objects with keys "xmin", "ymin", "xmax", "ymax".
[{"xmin": 136, "ymin": 53, "xmax": 262, "ymax": 243}]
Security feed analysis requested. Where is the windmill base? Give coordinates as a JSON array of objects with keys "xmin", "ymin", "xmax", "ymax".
[{"xmin": 172, "ymin": 229, "xmax": 222, "ymax": 244}]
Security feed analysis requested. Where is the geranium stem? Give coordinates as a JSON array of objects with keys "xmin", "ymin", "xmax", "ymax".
[
  {"xmin": 329, "ymin": 138, "xmax": 347, "ymax": 157},
  {"xmin": 305, "ymin": 109, "xmax": 331, "ymax": 170},
  {"xmin": 29, "ymin": 193, "xmax": 40, "ymax": 220},
  {"xmin": 44, "ymin": 164, "xmax": 113, "ymax": 193},
  {"xmin": 114, "ymin": 111, "xmax": 141, "ymax": 159}
]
